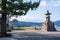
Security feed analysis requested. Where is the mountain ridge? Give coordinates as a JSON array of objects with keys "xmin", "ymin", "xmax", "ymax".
[{"xmin": 10, "ymin": 19, "xmax": 60, "ymax": 27}]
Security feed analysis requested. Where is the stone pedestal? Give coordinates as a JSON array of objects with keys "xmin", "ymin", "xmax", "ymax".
[{"xmin": 41, "ymin": 10, "xmax": 56, "ymax": 31}]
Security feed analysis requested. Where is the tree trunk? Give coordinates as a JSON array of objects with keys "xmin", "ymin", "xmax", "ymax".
[
  {"xmin": 1, "ymin": 0, "xmax": 7, "ymax": 35},
  {"xmin": 1, "ymin": 13, "xmax": 7, "ymax": 35}
]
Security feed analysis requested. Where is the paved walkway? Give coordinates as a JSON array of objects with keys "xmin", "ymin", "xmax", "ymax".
[{"xmin": 0, "ymin": 30, "xmax": 60, "ymax": 40}]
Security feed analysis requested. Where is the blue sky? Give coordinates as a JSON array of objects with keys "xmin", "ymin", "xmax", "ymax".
[{"xmin": 11, "ymin": 0, "xmax": 60, "ymax": 22}]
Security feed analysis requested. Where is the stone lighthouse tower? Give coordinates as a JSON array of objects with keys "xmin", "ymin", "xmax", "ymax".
[{"xmin": 41, "ymin": 10, "xmax": 56, "ymax": 31}]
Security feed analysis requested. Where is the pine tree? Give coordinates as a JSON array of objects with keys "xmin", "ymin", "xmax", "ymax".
[{"xmin": 0, "ymin": 0, "xmax": 40, "ymax": 36}]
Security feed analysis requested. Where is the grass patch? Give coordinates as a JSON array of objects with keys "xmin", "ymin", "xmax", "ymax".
[
  {"xmin": 13, "ymin": 27, "xmax": 41, "ymax": 30},
  {"xmin": 20, "ymin": 27, "xmax": 35, "ymax": 30}
]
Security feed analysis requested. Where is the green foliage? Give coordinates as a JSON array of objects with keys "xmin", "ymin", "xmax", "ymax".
[{"xmin": 0, "ymin": 0, "xmax": 40, "ymax": 16}]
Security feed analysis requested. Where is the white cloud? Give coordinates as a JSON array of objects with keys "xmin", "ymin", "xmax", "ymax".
[
  {"xmin": 50, "ymin": 0, "xmax": 60, "ymax": 7},
  {"xmin": 40, "ymin": 0, "xmax": 47, "ymax": 7},
  {"xmin": 16, "ymin": 15, "xmax": 42, "ymax": 22},
  {"xmin": 10, "ymin": 13, "xmax": 44, "ymax": 22},
  {"xmin": 40, "ymin": 0, "xmax": 60, "ymax": 7}
]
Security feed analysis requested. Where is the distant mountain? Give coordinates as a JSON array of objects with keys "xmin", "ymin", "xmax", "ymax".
[
  {"xmin": 54, "ymin": 20, "xmax": 60, "ymax": 27},
  {"xmin": 18, "ymin": 21, "xmax": 42, "ymax": 27},
  {"xmin": 9, "ymin": 19, "xmax": 42, "ymax": 27},
  {"xmin": 9, "ymin": 19, "xmax": 60, "ymax": 27}
]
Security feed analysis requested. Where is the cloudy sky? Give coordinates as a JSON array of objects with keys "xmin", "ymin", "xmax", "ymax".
[{"xmin": 11, "ymin": 0, "xmax": 60, "ymax": 22}]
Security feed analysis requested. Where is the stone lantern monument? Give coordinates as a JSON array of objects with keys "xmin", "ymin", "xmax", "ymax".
[{"xmin": 41, "ymin": 10, "xmax": 56, "ymax": 31}]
